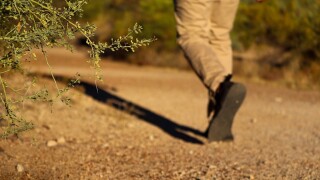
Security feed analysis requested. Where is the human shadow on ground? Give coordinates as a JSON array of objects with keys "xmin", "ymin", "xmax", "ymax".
[
  {"xmin": 41, "ymin": 74, "xmax": 205, "ymax": 144},
  {"xmin": 80, "ymin": 81, "xmax": 206, "ymax": 144}
]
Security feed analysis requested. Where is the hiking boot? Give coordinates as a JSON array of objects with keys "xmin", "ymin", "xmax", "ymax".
[
  {"xmin": 206, "ymin": 75, "xmax": 233, "ymax": 120},
  {"xmin": 207, "ymin": 80, "xmax": 246, "ymax": 142}
]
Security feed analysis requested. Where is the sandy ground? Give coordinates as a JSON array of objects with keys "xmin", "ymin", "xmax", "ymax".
[{"xmin": 0, "ymin": 48, "xmax": 320, "ymax": 179}]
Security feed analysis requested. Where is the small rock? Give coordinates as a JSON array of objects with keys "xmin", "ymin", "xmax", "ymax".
[
  {"xmin": 116, "ymin": 152, "xmax": 123, "ymax": 156},
  {"xmin": 189, "ymin": 150, "xmax": 194, "ymax": 155},
  {"xmin": 42, "ymin": 124, "xmax": 51, "ymax": 130},
  {"xmin": 244, "ymin": 174, "xmax": 255, "ymax": 179},
  {"xmin": 102, "ymin": 143, "xmax": 110, "ymax": 149},
  {"xmin": 179, "ymin": 171, "xmax": 186, "ymax": 177},
  {"xmin": 250, "ymin": 118, "xmax": 257, "ymax": 123},
  {"xmin": 126, "ymin": 145, "xmax": 133, "ymax": 149},
  {"xmin": 86, "ymin": 154, "xmax": 92, "ymax": 160},
  {"xmin": 275, "ymin": 97, "xmax": 283, "ymax": 103},
  {"xmin": 47, "ymin": 140, "xmax": 58, "ymax": 147},
  {"xmin": 57, "ymin": 137, "xmax": 66, "ymax": 144},
  {"xmin": 35, "ymin": 129, "xmax": 41, "ymax": 134},
  {"xmin": 149, "ymin": 135, "xmax": 155, "ymax": 141},
  {"xmin": 16, "ymin": 164, "xmax": 24, "ymax": 172}
]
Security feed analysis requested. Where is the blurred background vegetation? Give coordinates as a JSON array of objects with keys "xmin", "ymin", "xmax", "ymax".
[{"xmin": 69, "ymin": 0, "xmax": 320, "ymax": 89}]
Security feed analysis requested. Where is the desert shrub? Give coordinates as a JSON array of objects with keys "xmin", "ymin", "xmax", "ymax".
[
  {"xmin": 0, "ymin": 0, "xmax": 154, "ymax": 138},
  {"xmin": 234, "ymin": 0, "xmax": 320, "ymax": 60},
  {"xmin": 232, "ymin": 0, "xmax": 320, "ymax": 88},
  {"xmin": 82, "ymin": 0, "xmax": 176, "ymax": 51},
  {"xmin": 81, "ymin": 0, "xmax": 320, "ymax": 64}
]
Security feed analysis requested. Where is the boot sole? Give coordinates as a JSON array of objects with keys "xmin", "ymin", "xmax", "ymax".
[{"xmin": 208, "ymin": 83, "xmax": 246, "ymax": 142}]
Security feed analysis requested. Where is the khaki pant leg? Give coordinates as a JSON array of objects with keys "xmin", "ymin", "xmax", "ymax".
[
  {"xmin": 210, "ymin": 0, "xmax": 239, "ymax": 74},
  {"xmin": 174, "ymin": 0, "xmax": 227, "ymax": 91}
]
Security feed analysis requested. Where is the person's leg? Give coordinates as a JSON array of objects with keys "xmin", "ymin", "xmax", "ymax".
[
  {"xmin": 174, "ymin": 0, "xmax": 228, "ymax": 92},
  {"xmin": 209, "ymin": 0, "xmax": 239, "ymax": 74},
  {"xmin": 206, "ymin": 0, "xmax": 246, "ymax": 142},
  {"xmin": 174, "ymin": 0, "xmax": 246, "ymax": 142},
  {"xmin": 207, "ymin": 0, "xmax": 239, "ymax": 124}
]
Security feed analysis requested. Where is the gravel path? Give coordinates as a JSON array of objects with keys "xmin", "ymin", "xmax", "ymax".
[{"xmin": 0, "ymin": 48, "xmax": 319, "ymax": 179}]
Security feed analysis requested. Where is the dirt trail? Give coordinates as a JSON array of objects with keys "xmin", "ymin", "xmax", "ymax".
[{"xmin": 1, "ymin": 48, "xmax": 320, "ymax": 179}]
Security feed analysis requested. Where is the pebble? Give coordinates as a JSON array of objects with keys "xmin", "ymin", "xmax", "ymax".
[
  {"xmin": 116, "ymin": 152, "xmax": 123, "ymax": 156},
  {"xmin": 35, "ymin": 129, "xmax": 41, "ymax": 134},
  {"xmin": 275, "ymin": 97, "xmax": 283, "ymax": 103},
  {"xmin": 47, "ymin": 140, "xmax": 58, "ymax": 147},
  {"xmin": 86, "ymin": 154, "xmax": 92, "ymax": 160},
  {"xmin": 102, "ymin": 143, "xmax": 110, "ymax": 149},
  {"xmin": 42, "ymin": 124, "xmax": 51, "ymax": 130},
  {"xmin": 57, "ymin": 137, "xmax": 66, "ymax": 144},
  {"xmin": 149, "ymin": 135, "xmax": 155, "ymax": 141},
  {"xmin": 126, "ymin": 145, "xmax": 134, "ymax": 149},
  {"xmin": 16, "ymin": 164, "xmax": 24, "ymax": 172},
  {"xmin": 250, "ymin": 118, "xmax": 257, "ymax": 123}
]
